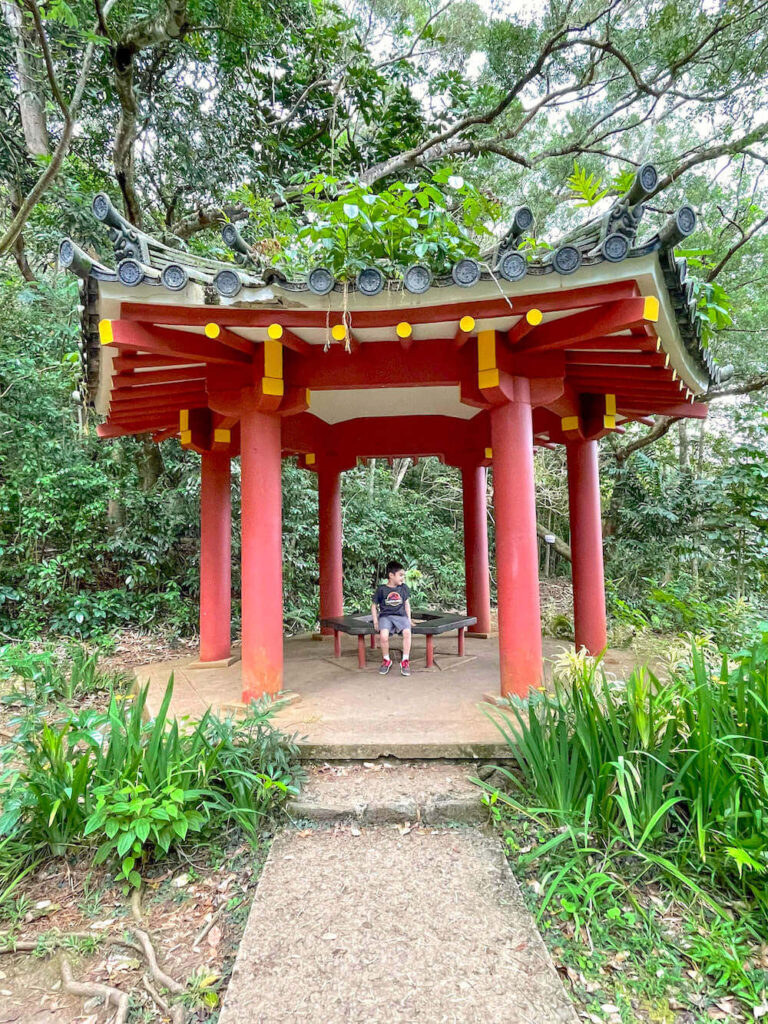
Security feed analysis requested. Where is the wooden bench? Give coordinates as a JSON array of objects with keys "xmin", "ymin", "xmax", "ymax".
[
  {"xmin": 320, "ymin": 614, "xmax": 376, "ymax": 668},
  {"xmin": 411, "ymin": 611, "xmax": 477, "ymax": 667},
  {"xmin": 320, "ymin": 611, "xmax": 477, "ymax": 669}
]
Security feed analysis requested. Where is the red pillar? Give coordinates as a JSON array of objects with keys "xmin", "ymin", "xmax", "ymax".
[
  {"xmin": 240, "ymin": 406, "xmax": 283, "ymax": 701},
  {"xmin": 318, "ymin": 463, "xmax": 343, "ymax": 633},
  {"xmin": 199, "ymin": 451, "xmax": 232, "ymax": 663},
  {"xmin": 461, "ymin": 464, "xmax": 491, "ymax": 634},
  {"xmin": 490, "ymin": 380, "xmax": 542, "ymax": 697},
  {"xmin": 566, "ymin": 439, "xmax": 607, "ymax": 655}
]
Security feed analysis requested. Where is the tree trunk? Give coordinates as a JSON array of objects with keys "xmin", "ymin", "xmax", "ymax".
[
  {"xmin": 392, "ymin": 458, "xmax": 410, "ymax": 492},
  {"xmin": 678, "ymin": 420, "xmax": 690, "ymax": 472},
  {"xmin": 1, "ymin": 1, "xmax": 50, "ymax": 158},
  {"xmin": 112, "ymin": 53, "xmax": 143, "ymax": 227},
  {"xmin": 136, "ymin": 436, "xmax": 164, "ymax": 491}
]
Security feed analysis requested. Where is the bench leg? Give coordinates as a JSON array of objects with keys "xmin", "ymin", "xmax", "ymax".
[
  {"xmin": 357, "ymin": 634, "xmax": 366, "ymax": 669},
  {"xmin": 458, "ymin": 627, "xmax": 465, "ymax": 657},
  {"xmin": 426, "ymin": 634, "xmax": 434, "ymax": 668},
  {"xmin": 333, "ymin": 630, "xmax": 341, "ymax": 658},
  {"xmin": 369, "ymin": 633, "xmax": 376, "ymax": 649}
]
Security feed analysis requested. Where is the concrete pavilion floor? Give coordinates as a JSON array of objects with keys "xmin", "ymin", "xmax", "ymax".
[{"xmin": 135, "ymin": 632, "xmax": 644, "ymax": 760}]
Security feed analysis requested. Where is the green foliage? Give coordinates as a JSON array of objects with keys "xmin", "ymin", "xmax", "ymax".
[
  {"xmin": 0, "ymin": 675, "xmax": 301, "ymax": 889},
  {"xmin": 0, "ymin": 644, "xmax": 127, "ymax": 703},
  {"xmin": 86, "ymin": 779, "xmax": 207, "ymax": 889},
  {"xmin": 676, "ymin": 248, "xmax": 735, "ymax": 345},
  {"xmin": 566, "ymin": 162, "xmax": 611, "ymax": 207},
  {"xmin": 278, "ymin": 171, "xmax": 500, "ymax": 278},
  {"xmin": 482, "ymin": 635, "xmax": 768, "ymax": 916}
]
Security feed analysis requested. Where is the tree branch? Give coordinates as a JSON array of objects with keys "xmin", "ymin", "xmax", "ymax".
[{"xmin": 0, "ymin": 0, "xmax": 118, "ymax": 258}]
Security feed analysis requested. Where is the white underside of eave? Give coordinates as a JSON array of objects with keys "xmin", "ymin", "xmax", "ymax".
[{"xmin": 308, "ymin": 386, "xmax": 480, "ymax": 425}]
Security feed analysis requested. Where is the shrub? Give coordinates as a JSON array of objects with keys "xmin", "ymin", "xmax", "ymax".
[
  {"xmin": 0, "ymin": 677, "xmax": 302, "ymax": 889},
  {"xmin": 483, "ymin": 634, "xmax": 768, "ymax": 914}
]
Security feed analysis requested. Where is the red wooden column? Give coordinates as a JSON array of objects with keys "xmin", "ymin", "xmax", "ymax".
[
  {"xmin": 566, "ymin": 439, "xmax": 607, "ymax": 655},
  {"xmin": 240, "ymin": 405, "xmax": 283, "ymax": 701},
  {"xmin": 490, "ymin": 379, "xmax": 542, "ymax": 697},
  {"xmin": 199, "ymin": 451, "xmax": 232, "ymax": 663},
  {"xmin": 461, "ymin": 464, "xmax": 491, "ymax": 634},
  {"xmin": 318, "ymin": 462, "xmax": 343, "ymax": 633}
]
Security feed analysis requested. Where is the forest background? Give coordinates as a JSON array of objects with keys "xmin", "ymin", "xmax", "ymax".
[{"xmin": 2, "ymin": 0, "xmax": 768, "ymax": 651}]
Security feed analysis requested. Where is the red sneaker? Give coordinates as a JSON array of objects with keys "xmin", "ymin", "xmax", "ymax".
[
  {"xmin": 400, "ymin": 659, "xmax": 411, "ymax": 677},
  {"xmin": 379, "ymin": 658, "xmax": 392, "ymax": 676}
]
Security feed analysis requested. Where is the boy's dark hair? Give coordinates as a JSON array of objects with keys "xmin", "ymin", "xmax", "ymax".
[{"xmin": 385, "ymin": 561, "xmax": 404, "ymax": 577}]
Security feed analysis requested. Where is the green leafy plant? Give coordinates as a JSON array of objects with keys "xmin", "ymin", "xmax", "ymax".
[
  {"xmin": 85, "ymin": 779, "xmax": 208, "ymax": 890},
  {"xmin": 567, "ymin": 162, "xmax": 611, "ymax": 207},
  {"xmin": 278, "ymin": 171, "xmax": 500, "ymax": 279}
]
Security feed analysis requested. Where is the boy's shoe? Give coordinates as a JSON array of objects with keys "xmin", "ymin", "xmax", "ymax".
[
  {"xmin": 400, "ymin": 659, "xmax": 411, "ymax": 677},
  {"xmin": 379, "ymin": 658, "xmax": 392, "ymax": 675}
]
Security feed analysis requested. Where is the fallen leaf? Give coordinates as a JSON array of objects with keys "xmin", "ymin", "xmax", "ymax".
[
  {"xmin": 172, "ymin": 873, "xmax": 189, "ymax": 888},
  {"xmin": 207, "ymin": 926, "xmax": 222, "ymax": 950}
]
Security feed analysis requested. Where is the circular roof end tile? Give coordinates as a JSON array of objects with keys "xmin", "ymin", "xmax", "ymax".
[
  {"xmin": 638, "ymin": 163, "xmax": 659, "ymax": 194},
  {"xmin": 552, "ymin": 245, "xmax": 582, "ymax": 275},
  {"xmin": 403, "ymin": 264, "xmax": 433, "ymax": 294},
  {"xmin": 161, "ymin": 263, "xmax": 189, "ymax": 291},
  {"xmin": 214, "ymin": 268, "xmax": 243, "ymax": 297},
  {"xmin": 677, "ymin": 205, "xmax": 697, "ymax": 237},
  {"xmin": 451, "ymin": 257, "xmax": 481, "ymax": 287},
  {"xmin": 356, "ymin": 267, "xmax": 384, "ymax": 296},
  {"xmin": 497, "ymin": 250, "xmax": 528, "ymax": 282},
  {"xmin": 117, "ymin": 258, "xmax": 144, "ymax": 287},
  {"xmin": 601, "ymin": 233, "xmax": 629, "ymax": 263},
  {"xmin": 513, "ymin": 206, "xmax": 534, "ymax": 234},
  {"xmin": 307, "ymin": 267, "xmax": 336, "ymax": 295}
]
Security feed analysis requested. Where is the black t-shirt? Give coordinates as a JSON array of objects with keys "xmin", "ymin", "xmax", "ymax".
[{"xmin": 374, "ymin": 584, "xmax": 411, "ymax": 617}]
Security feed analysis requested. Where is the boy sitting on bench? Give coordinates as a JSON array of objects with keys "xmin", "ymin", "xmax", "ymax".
[{"xmin": 371, "ymin": 561, "xmax": 412, "ymax": 677}]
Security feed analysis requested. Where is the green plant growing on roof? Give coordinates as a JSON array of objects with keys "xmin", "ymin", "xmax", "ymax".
[{"xmin": 277, "ymin": 170, "xmax": 501, "ymax": 279}]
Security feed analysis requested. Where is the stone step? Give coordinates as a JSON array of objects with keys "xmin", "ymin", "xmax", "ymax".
[{"xmin": 287, "ymin": 761, "xmax": 498, "ymax": 825}]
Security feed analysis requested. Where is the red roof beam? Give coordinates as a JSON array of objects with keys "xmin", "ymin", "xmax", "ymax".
[
  {"xmin": 264, "ymin": 323, "xmax": 313, "ymax": 355},
  {"xmin": 98, "ymin": 421, "xmax": 176, "ymax": 439},
  {"xmin": 203, "ymin": 322, "xmax": 254, "ymax": 356},
  {"xmin": 453, "ymin": 315, "xmax": 477, "ymax": 349},
  {"xmin": 100, "ymin": 320, "xmax": 252, "ymax": 366},
  {"xmin": 111, "ymin": 380, "xmax": 209, "ymax": 402},
  {"xmin": 616, "ymin": 400, "xmax": 707, "ymax": 419},
  {"xmin": 565, "ymin": 336, "xmax": 658, "ymax": 352},
  {"xmin": 566, "ymin": 351, "xmax": 667, "ymax": 368},
  {"xmin": 152, "ymin": 427, "xmax": 179, "ymax": 443},
  {"xmin": 516, "ymin": 296, "xmax": 660, "ymax": 354},
  {"xmin": 113, "ymin": 354, "xmax": 204, "ymax": 371},
  {"xmin": 113, "ymin": 369, "xmax": 208, "ymax": 388},
  {"xmin": 119, "ymin": 281, "xmax": 639, "ymax": 331},
  {"xmin": 110, "ymin": 393, "xmax": 207, "ymax": 415},
  {"xmin": 506, "ymin": 309, "xmax": 543, "ymax": 345}
]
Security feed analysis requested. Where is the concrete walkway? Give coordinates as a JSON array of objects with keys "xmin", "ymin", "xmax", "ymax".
[{"xmin": 218, "ymin": 767, "xmax": 577, "ymax": 1024}]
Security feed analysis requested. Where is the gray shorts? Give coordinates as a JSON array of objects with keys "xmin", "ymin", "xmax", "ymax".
[{"xmin": 378, "ymin": 615, "xmax": 411, "ymax": 634}]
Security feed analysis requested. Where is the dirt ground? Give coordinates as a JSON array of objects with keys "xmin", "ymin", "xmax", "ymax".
[{"xmin": 0, "ymin": 838, "xmax": 266, "ymax": 1023}]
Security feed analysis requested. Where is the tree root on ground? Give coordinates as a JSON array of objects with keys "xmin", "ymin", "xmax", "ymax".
[
  {"xmin": 1, "ymin": 921, "xmax": 188, "ymax": 1022},
  {"xmin": 60, "ymin": 954, "xmax": 130, "ymax": 1024},
  {"xmin": 143, "ymin": 974, "xmax": 186, "ymax": 1024}
]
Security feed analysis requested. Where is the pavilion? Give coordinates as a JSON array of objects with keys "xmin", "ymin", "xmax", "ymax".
[{"xmin": 60, "ymin": 163, "xmax": 728, "ymax": 701}]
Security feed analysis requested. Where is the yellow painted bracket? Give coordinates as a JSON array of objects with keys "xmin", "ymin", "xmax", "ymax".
[
  {"xmin": 477, "ymin": 330, "xmax": 499, "ymax": 390},
  {"xmin": 604, "ymin": 394, "xmax": 616, "ymax": 430},
  {"xmin": 262, "ymin": 337, "xmax": 284, "ymax": 398}
]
